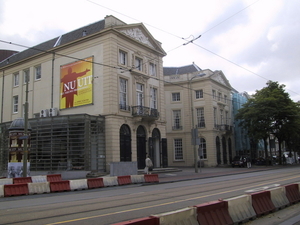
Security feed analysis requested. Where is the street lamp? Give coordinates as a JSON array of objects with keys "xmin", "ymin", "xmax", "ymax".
[{"xmin": 189, "ymin": 73, "xmax": 205, "ymax": 173}]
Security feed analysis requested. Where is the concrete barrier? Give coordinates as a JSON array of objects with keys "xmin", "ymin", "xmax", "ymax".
[
  {"xmin": 87, "ymin": 178, "xmax": 104, "ymax": 189},
  {"xmin": 195, "ymin": 200, "xmax": 233, "ymax": 225},
  {"xmin": 111, "ymin": 216, "xmax": 159, "ymax": 225},
  {"xmin": 103, "ymin": 177, "xmax": 119, "ymax": 187},
  {"xmin": 70, "ymin": 179, "xmax": 88, "ymax": 191},
  {"xmin": 285, "ymin": 184, "xmax": 300, "ymax": 204},
  {"xmin": 47, "ymin": 174, "xmax": 62, "ymax": 182},
  {"xmin": 144, "ymin": 174, "xmax": 159, "ymax": 183},
  {"xmin": 224, "ymin": 194, "xmax": 256, "ymax": 224},
  {"xmin": 152, "ymin": 207, "xmax": 198, "ymax": 225},
  {"xmin": 50, "ymin": 180, "xmax": 70, "ymax": 192},
  {"xmin": 28, "ymin": 182, "xmax": 50, "ymax": 194},
  {"xmin": 4, "ymin": 183, "xmax": 29, "ymax": 197},
  {"xmin": 31, "ymin": 175, "xmax": 47, "ymax": 183},
  {"xmin": 13, "ymin": 177, "xmax": 32, "ymax": 184},
  {"xmin": 251, "ymin": 191, "xmax": 275, "ymax": 217},
  {"xmin": 0, "ymin": 178, "xmax": 13, "ymax": 185},
  {"xmin": 0, "ymin": 185, "xmax": 4, "ymax": 197},
  {"xmin": 269, "ymin": 186, "xmax": 289, "ymax": 210},
  {"xmin": 118, "ymin": 175, "xmax": 132, "ymax": 186},
  {"xmin": 130, "ymin": 175, "xmax": 145, "ymax": 184}
]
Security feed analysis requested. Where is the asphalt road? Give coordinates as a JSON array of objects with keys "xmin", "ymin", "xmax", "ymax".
[{"xmin": 0, "ymin": 165, "xmax": 300, "ymax": 225}]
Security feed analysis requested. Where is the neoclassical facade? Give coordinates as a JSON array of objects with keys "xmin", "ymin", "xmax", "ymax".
[
  {"xmin": 0, "ymin": 15, "xmax": 167, "ymax": 173},
  {"xmin": 164, "ymin": 64, "xmax": 234, "ymax": 167}
]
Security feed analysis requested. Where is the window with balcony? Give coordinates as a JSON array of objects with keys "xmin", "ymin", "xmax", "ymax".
[
  {"xmin": 150, "ymin": 87, "xmax": 157, "ymax": 109},
  {"xmin": 224, "ymin": 95, "xmax": 227, "ymax": 103},
  {"xmin": 13, "ymin": 73, "xmax": 19, "ymax": 87},
  {"xmin": 213, "ymin": 107, "xmax": 217, "ymax": 128},
  {"xmin": 172, "ymin": 110, "xmax": 182, "ymax": 130},
  {"xmin": 174, "ymin": 138, "xmax": 183, "ymax": 160},
  {"xmin": 13, "ymin": 95, "xmax": 18, "ymax": 113},
  {"xmin": 218, "ymin": 92, "xmax": 222, "ymax": 101},
  {"xmin": 119, "ymin": 78, "xmax": 129, "ymax": 111},
  {"xmin": 172, "ymin": 92, "xmax": 180, "ymax": 102},
  {"xmin": 196, "ymin": 108, "xmax": 205, "ymax": 128}
]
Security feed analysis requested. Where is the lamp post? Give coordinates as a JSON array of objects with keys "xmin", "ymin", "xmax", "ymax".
[
  {"xmin": 189, "ymin": 73, "xmax": 205, "ymax": 173},
  {"xmin": 23, "ymin": 74, "xmax": 29, "ymax": 177}
]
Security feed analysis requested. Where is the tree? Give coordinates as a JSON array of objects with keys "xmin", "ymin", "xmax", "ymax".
[{"xmin": 235, "ymin": 81, "xmax": 300, "ymax": 165}]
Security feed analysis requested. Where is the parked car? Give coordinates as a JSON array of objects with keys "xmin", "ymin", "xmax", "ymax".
[{"xmin": 231, "ymin": 156, "xmax": 246, "ymax": 167}]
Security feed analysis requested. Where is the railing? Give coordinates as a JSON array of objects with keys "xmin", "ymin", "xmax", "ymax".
[
  {"xmin": 119, "ymin": 104, "xmax": 131, "ymax": 111},
  {"xmin": 132, "ymin": 106, "xmax": 159, "ymax": 119},
  {"xmin": 172, "ymin": 126, "xmax": 183, "ymax": 130},
  {"xmin": 216, "ymin": 124, "xmax": 232, "ymax": 132}
]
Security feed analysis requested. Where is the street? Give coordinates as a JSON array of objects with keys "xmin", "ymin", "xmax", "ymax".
[{"xmin": 0, "ymin": 166, "xmax": 300, "ymax": 224}]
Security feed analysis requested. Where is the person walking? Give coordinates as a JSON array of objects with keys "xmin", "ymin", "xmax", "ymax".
[
  {"xmin": 246, "ymin": 157, "xmax": 251, "ymax": 168},
  {"xmin": 144, "ymin": 154, "xmax": 153, "ymax": 174}
]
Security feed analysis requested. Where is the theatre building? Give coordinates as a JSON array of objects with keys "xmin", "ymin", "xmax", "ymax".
[{"xmin": 0, "ymin": 15, "xmax": 167, "ymax": 175}]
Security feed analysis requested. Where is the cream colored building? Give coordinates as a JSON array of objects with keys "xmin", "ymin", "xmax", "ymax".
[
  {"xmin": 0, "ymin": 15, "xmax": 167, "ymax": 174},
  {"xmin": 164, "ymin": 64, "xmax": 234, "ymax": 167}
]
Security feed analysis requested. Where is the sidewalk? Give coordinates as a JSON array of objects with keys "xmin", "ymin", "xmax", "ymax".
[{"xmin": 156, "ymin": 164, "xmax": 298, "ymax": 183}]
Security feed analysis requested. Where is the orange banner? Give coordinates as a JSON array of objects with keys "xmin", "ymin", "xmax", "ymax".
[{"xmin": 60, "ymin": 57, "xmax": 93, "ymax": 109}]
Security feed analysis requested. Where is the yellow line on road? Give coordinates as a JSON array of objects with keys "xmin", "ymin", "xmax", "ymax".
[{"xmin": 46, "ymin": 175, "xmax": 300, "ymax": 225}]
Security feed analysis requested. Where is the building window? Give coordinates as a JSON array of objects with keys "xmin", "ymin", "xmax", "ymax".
[
  {"xmin": 213, "ymin": 107, "xmax": 217, "ymax": 127},
  {"xmin": 150, "ymin": 87, "xmax": 157, "ymax": 109},
  {"xmin": 224, "ymin": 95, "xmax": 227, "ymax": 103},
  {"xmin": 136, "ymin": 83, "xmax": 144, "ymax": 107},
  {"xmin": 172, "ymin": 92, "xmax": 180, "ymax": 101},
  {"xmin": 172, "ymin": 110, "xmax": 182, "ymax": 130},
  {"xmin": 199, "ymin": 138, "xmax": 207, "ymax": 159},
  {"xmin": 135, "ymin": 57, "xmax": 143, "ymax": 71},
  {"xmin": 119, "ymin": 50, "xmax": 127, "ymax": 65},
  {"xmin": 174, "ymin": 139, "xmax": 183, "ymax": 160},
  {"xmin": 220, "ymin": 109, "xmax": 224, "ymax": 124},
  {"xmin": 35, "ymin": 65, "xmax": 41, "ymax": 80},
  {"xmin": 149, "ymin": 63, "xmax": 156, "ymax": 76},
  {"xmin": 196, "ymin": 108, "xmax": 205, "ymax": 128},
  {"xmin": 218, "ymin": 92, "xmax": 222, "ymax": 101},
  {"xmin": 212, "ymin": 90, "xmax": 216, "ymax": 100},
  {"xmin": 23, "ymin": 69, "xmax": 30, "ymax": 84},
  {"xmin": 13, "ymin": 73, "xmax": 19, "ymax": 87},
  {"xmin": 195, "ymin": 89, "xmax": 203, "ymax": 99},
  {"xmin": 13, "ymin": 96, "xmax": 18, "ymax": 113},
  {"xmin": 119, "ymin": 78, "xmax": 129, "ymax": 110},
  {"xmin": 225, "ymin": 111, "xmax": 229, "ymax": 125}
]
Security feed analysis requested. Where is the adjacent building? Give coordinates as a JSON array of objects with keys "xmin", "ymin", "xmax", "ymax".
[
  {"xmin": 164, "ymin": 64, "xmax": 234, "ymax": 167},
  {"xmin": 0, "ymin": 15, "xmax": 167, "ymax": 174}
]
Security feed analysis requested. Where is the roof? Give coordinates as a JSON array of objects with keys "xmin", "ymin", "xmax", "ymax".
[
  {"xmin": 163, "ymin": 63, "xmax": 202, "ymax": 75},
  {"xmin": 0, "ymin": 19, "xmax": 105, "ymax": 67}
]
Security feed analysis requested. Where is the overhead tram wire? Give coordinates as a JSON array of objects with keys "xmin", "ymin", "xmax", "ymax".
[{"xmin": 0, "ymin": 40, "xmax": 126, "ymax": 71}]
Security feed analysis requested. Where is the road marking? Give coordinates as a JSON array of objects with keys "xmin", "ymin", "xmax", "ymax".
[{"xmin": 46, "ymin": 174, "xmax": 300, "ymax": 225}]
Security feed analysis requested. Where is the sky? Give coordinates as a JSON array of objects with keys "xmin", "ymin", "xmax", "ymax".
[{"xmin": 0, "ymin": 0, "xmax": 299, "ymax": 101}]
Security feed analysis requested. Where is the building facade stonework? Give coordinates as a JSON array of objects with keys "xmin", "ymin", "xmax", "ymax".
[
  {"xmin": 0, "ymin": 15, "xmax": 167, "ymax": 174},
  {"xmin": 164, "ymin": 64, "xmax": 234, "ymax": 167}
]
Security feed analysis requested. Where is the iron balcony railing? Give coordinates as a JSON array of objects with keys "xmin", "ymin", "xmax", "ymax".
[{"xmin": 132, "ymin": 106, "xmax": 159, "ymax": 119}]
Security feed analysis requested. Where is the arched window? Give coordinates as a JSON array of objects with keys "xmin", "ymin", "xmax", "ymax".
[{"xmin": 199, "ymin": 138, "xmax": 207, "ymax": 159}]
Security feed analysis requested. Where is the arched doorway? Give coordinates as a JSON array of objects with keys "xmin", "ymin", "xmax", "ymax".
[
  {"xmin": 136, "ymin": 126, "xmax": 146, "ymax": 169},
  {"xmin": 216, "ymin": 136, "xmax": 221, "ymax": 165},
  {"xmin": 120, "ymin": 124, "xmax": 131, "ymax": 162},
  {"xmin": 149, "ymin": 128, "xmax": 161, "ymax": 168},
  {"xmin": 222, "ymin": 136, "xmax": 227, "ymax": 164}
]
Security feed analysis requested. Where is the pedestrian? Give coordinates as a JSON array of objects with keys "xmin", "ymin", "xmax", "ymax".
[
  {"xmin": 246, "ymin": 157, "xmax": 251, "ymax": 168},
  {"xmin": 144, "ymin": 154, "xmax": 153, "ymax": 174}
]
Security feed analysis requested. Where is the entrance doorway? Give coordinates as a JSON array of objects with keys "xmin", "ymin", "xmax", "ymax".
[
  {"xmin": 120, "ymin": 124, "xmax": 131, "ymax": 162},
  {"xmin": 136, "ymin": 126, "xmax": 146, "ymax": 169}
]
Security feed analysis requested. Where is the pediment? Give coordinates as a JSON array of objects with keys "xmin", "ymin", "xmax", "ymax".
[
  {"xmin": 116, "ymin": 24, "xmax": 165, "ymax": 54},
  {"xmin": 211, "ymin": 71, "xmax": 231, "ymax": 88}
]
